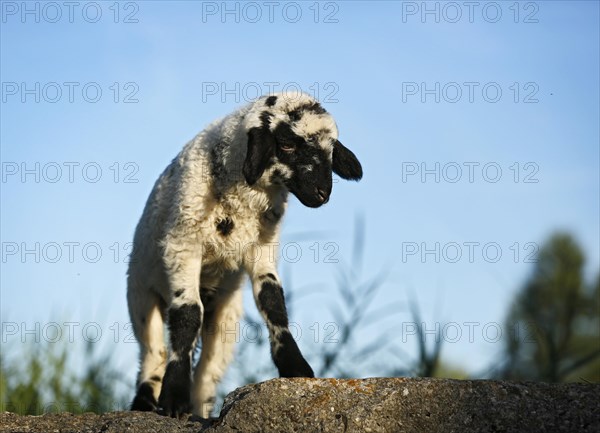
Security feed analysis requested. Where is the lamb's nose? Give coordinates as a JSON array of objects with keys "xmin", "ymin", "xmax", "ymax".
[{"xmin": 316, "ymin": 187, "xmax": 329, "ymax": 203}]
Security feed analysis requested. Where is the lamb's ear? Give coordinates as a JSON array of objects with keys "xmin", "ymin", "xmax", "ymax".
[
  {"xmin": 243, "ymin": 126, "xmax": 276, "ymax": 185},
  {"xmin": 332, "ymin": 140, "xmax": 363, "ymax": 181}
]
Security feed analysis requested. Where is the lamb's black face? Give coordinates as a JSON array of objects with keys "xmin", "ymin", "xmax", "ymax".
[
  {"xmin": 272, "ymin": 122, "xmax": 333, "ymax": 208},
  {"xmin": 243, "ymin": 95, "xmax": 363, "ymax": 208}
]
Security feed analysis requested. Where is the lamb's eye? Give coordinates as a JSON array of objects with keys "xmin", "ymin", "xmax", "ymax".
[{"xmin": 279, "ymin": 142, "xmax": 295, "ymax": 152}]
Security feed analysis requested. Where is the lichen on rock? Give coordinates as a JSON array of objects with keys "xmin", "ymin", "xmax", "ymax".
[{"xmin": 2, "ymin": 378, "xmax": 598, "ymax": 433}]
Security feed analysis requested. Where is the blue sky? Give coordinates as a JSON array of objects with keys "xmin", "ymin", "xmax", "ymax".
[{"xmin": 1, "ymin": 0, "xmax": 599, "ymax": 395}]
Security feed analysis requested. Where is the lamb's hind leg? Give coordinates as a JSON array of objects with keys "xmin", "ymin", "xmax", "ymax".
[
  {"xmin": 129, "ymin": 288, "xmax": 167, "ymax": 412},
  {"xmin": 192, "ymin": 271, "xmax": 244, "ymax": 418},
  {"xmin": 157, "ymin": 251, "xmax": 204, "ymax": 418}
]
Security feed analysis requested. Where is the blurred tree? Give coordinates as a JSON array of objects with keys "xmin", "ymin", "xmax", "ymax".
[{"xmin": 500, "ymin": 233, "xmax": 600, "ymax": 382}]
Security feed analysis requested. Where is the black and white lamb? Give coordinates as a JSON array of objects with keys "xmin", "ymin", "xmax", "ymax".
[{"xmin": 127, "ymin": 91, "xmax": 363, "ymax": 418}]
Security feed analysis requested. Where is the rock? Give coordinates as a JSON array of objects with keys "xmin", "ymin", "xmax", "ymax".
[
  {"xmin": 0, "ymin": 411, "xmax": 207, "ymax": 433},
  {"xmin": 208, "ymin": 378, "xmax": 599, "ymax": 433},
  {"xmin": 2, "ymin": 378, "xmax": 599, "ymax": 433}
]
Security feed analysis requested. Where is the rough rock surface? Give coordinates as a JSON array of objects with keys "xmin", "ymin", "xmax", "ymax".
[{"xmin": 2, "ymin": 378, "xmax": 598, "ymax": 433}]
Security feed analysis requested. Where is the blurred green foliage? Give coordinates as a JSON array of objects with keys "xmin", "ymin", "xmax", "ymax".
[
  {"xmin": 0, "ymin": 340, "xmax": 128, "ymax": 415},
  {"xmin": 499, "ymin": 233, "xmax": 600, "ymax": 382}
]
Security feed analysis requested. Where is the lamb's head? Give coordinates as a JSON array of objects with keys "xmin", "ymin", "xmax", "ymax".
[{"xmin": 243, "ymin": 92, "xmax": 363, "ymax": 208}]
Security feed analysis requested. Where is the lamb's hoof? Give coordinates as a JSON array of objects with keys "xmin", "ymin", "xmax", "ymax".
[
  {"xmin": 131, "ymin": 382, "xmax": 158, "ymax": 412},
  {"xmin": 158, "ymin": 363, "xmax": 192, "ymax": 418}
]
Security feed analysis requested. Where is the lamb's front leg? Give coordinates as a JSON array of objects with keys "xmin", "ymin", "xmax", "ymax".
[
  {"xmin": 251, "ymin": 272, "xmax": 314, "ymax": 378},
  {"xmin": 158, "ymin": 253, "xmax": 203, "ymax": 418}
]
